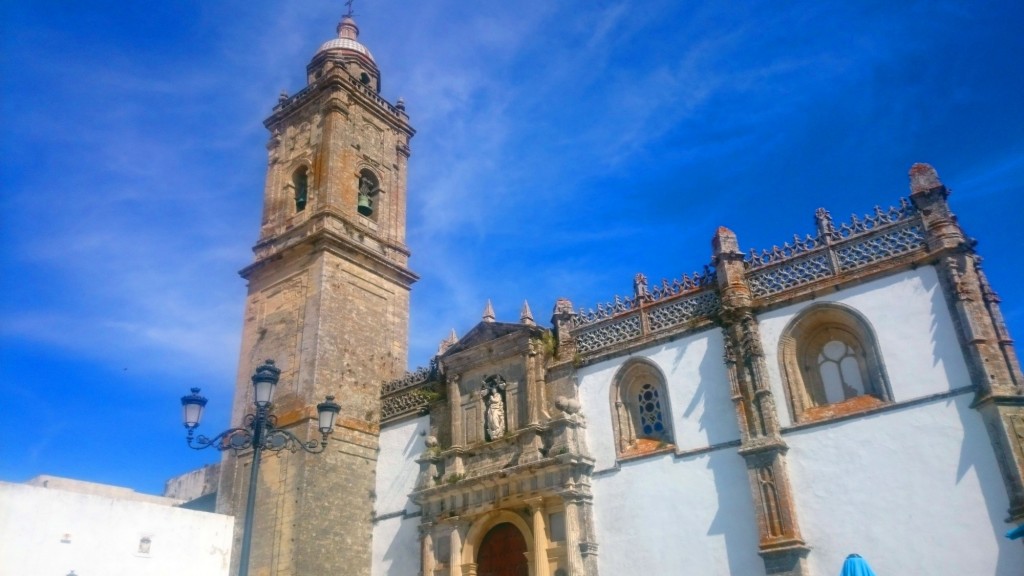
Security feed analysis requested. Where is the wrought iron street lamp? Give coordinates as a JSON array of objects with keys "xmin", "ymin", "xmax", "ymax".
[{"xmin": 181, "ymin": 359, "xmax": 340, "ymax": 576}]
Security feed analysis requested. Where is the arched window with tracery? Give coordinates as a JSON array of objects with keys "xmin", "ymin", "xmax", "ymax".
[
  {"xmin": 635, "ymin": 382, "xmax": 666, "ymax": 438},
  {"xmin": 779, "ymin": 303, "xmax": 891, "ymax": 423},
  {"xmin": 610, "ymin": 359, "xmax": 674, "ymax": 458}
]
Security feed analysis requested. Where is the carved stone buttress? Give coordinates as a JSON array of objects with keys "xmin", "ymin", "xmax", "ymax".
[
  {"xmin": 912, "ymin": 164, "xmax": 1024, "ymax": 522},
  {"xmin": 713, "ymin": 226, "xmax": 810, "ymax": 576}
]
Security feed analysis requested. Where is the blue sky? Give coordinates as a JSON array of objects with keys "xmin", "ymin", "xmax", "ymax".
[{"xmin": 1, "ymin": 1, "xmax": 1022, "ymax": 495}]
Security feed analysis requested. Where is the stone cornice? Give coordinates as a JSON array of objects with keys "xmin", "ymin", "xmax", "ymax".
[
  {"xmin": 264, "ymin": 71, "xmax": 414, "ymax": 138},
  {"xmin": 413, "ymin": 453, "xmax": 594, "ymax": 503},
  {"xmin": 252, "ymin": 207, "xmax": 412, "ymax": 258},
  {"xmin": 240, "ymin": 212, "xmax": 418, "ymax": 287}
]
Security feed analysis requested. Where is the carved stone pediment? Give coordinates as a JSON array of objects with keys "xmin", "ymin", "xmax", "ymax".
[{"xmin": 441, "ymin": 321, "xmax": 542, "ymax": 359}]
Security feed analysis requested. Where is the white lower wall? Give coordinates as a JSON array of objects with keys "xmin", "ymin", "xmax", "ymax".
[
  {"xmin": 376, "ymin": 415, "xmax": 429, "ymax": 514},
  {"xmin": 0, "ymin": 482, "xmax": 233, "ymax": 576},
  {"xmin": 372, "ymin": 514, "xmax": 422, "ymax": 576},
  {"xmin": 592, "ymin": 449, "xmax": 766, "ymax": 576},
  {"xmin": 373, "ymin": 415, "xmax": 428, "ymax": 576},
  {"xmin": 786, "ymin": 392, "xmax": 1024, "ymax": 575}
]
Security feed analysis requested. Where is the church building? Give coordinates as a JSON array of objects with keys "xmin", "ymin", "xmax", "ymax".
[{"xmin": 215, "ymin": 12, "xmax": 1024, "ymax": 576}]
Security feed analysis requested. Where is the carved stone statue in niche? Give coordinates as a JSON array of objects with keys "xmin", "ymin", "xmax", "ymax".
[{"xmin": 482, "ymin": 375, "xmax": 507, "ymax": 441}]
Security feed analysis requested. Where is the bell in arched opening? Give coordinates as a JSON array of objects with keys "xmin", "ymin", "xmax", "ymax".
[{"xmin": 357, "ymin": 169, "xmax": 379, "ymax": 217}]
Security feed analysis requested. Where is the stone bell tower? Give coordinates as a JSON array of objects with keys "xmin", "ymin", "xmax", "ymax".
[{"xmin": 217, "ymin": 13, "xmax": 416, "ymax": 576}]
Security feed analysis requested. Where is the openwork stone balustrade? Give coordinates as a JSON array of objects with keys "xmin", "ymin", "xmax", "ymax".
[
  {"xmin": 381, "ymin": 364, "xmax": 435, "ymax": 420},
  {"xmin": 571, "ymin": 199, "xmax": 927, "ymax": 355}
]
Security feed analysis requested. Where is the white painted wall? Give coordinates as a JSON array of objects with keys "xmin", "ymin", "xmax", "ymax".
[
  {"xmin": 574, "ymin": 265, "xmax": 1021, "ymax": 575},
  {"xmin": 372, "ymin": 515, "xmax": 423, "ymax": 576},
  {"xmin": 592, "ymin": 449, "xmax": 766, "ymax": 575},
  {"xmin": 0, "ymin": 481, "xmax": 233, "ymax": 576},
  {"xmin": 373, "ymin": 415, "xmax": 428, "ymax": 576},
  {"xmin": 785, "ymin": 392, "xmax": 1024, "ymax": 575},
  {"xmin": 758, "ymin": 266, "xmax": 971, "ymax": 427},
  {"xmin": 375, "ymin": 415, "xmax": 429, "ymax": 515},
  {"xmin": 577, "ymin": 328, "xmax": 739, "ymax": 472},
  {"xmin": 578, "ymin": 326, "xmax": 764, "ymax": 573}
]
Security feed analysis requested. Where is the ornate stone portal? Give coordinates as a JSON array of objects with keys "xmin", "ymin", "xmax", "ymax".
[{"xmin": 392, "ymin": 313, "xmax": 598, "ymax": 576}]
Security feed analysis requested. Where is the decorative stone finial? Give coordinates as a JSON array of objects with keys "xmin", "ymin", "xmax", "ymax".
[
  {"xmin": 552, "ymin": 297, "xmax": 574, "ymax": 316},
  {"xmin": 712, "ymin": 226, "xmax": 738, "ymax": 251},
  {"xmin": 909, "ymin": 163, "xmax": 943, "ymax": 196},
  {"xmin": 482, "ymin": 300, "xmax": 496, "ymax": 323},
  {"xmin": 633, "ymin": 273, "xmax": 650, "ymax": 301},
  {"xmin": 814, "ymin": 208, "xmax": 836, "ymax": 240},
  {"xmin": 437, "ymin": 328, "xmax": 458, "ymax": 355},
  {"xmin": 396, "ymin": 97, "xmax": 406, "ymax": 111},
  {"xmin": 520, "ymin": 300, "xmax": 535, "ymax": 326},
  {"xmin": 908, "ymin": 162, "xmax": 962, "ymax": 250},
  {"xmin": 551, "ymin": 297, "xmax": 576, "ymax": 346},
  {"xmin": 712, "ymin": 226, "xmax": 743, "ymax": 262}
]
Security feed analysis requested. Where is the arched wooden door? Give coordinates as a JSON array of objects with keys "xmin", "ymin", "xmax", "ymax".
[{"xmin": 477, "ymin": 522, "xmax": 529, "ymax": 576}]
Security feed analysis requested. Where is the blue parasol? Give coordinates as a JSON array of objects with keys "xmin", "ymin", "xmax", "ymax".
[{"xmin": 839, "ymin": 553, "xmax": 877, "ymax": 576}]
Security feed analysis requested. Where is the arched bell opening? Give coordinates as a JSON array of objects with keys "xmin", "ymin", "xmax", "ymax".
[
  {"xmin": 357, "ymin": 168, "xmax": 380, "ymax": 218},
  {"xmin": 291, "ymin": 165, "xmax": 310, "ymax": 212}
]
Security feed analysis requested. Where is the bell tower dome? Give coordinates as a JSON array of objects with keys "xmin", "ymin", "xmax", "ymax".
[
  {"xmin": 218, "ymin": 11, "xmax": 416, "ymax": 576},
  {"xmin": 307, "ymin": 15, "xmax": 381, "ymax": 92}
]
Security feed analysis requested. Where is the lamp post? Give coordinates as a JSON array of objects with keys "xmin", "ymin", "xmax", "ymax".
[{"xmin": 181, "ymin": 359, "xmax": 340, "ymax": 576}]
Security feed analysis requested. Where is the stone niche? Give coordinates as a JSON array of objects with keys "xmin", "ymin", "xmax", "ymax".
[{"xmin": 456, "ymin": 364, "xmax": 525, "ymax": 446}]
